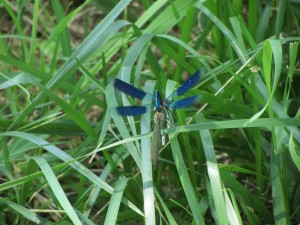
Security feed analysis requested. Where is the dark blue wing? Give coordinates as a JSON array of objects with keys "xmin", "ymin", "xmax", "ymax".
[
  {"xmin": 169, "ymin": 95, "xmax": 201, "ymax": 109},
  {"xmin": 116, "ymin": 106, "xmax": 147, "ymax": 116},
  {"xmin": 114, "ymin": 79, "xmax": 147, "ymax": 100},
  {"xmin": 171, "ymin": 70, "xmax": 202, "ymax": 98}
]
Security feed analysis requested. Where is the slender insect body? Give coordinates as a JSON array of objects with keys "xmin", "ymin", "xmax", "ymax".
[{"xmin": 152, "ymin": 110, "xmax": 166, "ymax": 167}]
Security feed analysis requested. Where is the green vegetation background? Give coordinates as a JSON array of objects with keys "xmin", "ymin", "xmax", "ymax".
[{"xmin": 0, "ymin": 0, "xmax": 300, "ymax": 224}]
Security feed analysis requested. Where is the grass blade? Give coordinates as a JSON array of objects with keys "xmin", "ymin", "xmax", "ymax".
[
  {"xmin": 104, "ymin": 177, "xmax": 129, "ymax": 225},
  {"xmin": 169, "ymin": 134, "xmax": 205, "ymax": 224},
  {"xmin": 197, "ymin": 114, "xmax": 228, "ymax": 225},
  {"xmin": 33, "ymin": 157, "xmax": 82, "ymax": 225},
  {"xmin": 0, "ymin": 197, "xmax": 40, "ymax": 224}
]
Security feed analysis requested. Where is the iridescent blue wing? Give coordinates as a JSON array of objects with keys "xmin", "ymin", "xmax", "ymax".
[
  {"xmin": 169, "ymin": 94, "xmax": 201, "ymax": 109},
  {"xmin": 170, "ymin": 70, "xmax": 202, "ymax": 99},
  {"xmin": 114, "ymin": 79, "xmax": 151, "ymax": 116},
  {"xmin": 115, "ymin": 106, "xmax": 147, "ymax": 116},
  {"xmin": 114, "ymin": 79, "xmax": 148, "ymax": 100}
]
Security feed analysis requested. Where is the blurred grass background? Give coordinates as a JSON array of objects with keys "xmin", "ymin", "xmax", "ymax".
[{"xmin": 0, "ymin": 0, "xmax": 300, "ymax": 224}]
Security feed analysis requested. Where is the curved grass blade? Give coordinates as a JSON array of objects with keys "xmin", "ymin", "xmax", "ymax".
[
  {"xmin": 8, "ymin": 0, "xmax": 133, "ymax": 131},
  {"xmin": 37, "ymin": 83, "xmax": 98, "ymax": 141},
  {"xmin": 166, "ymin": 118, "xmax": 300, "ymax": 135},
  {"xmin": 289, "ymin": 131, "xmax": 300, "ymax": 171},
  {"xmin": 0, "ymin": 131, "xmax": 143, "ymax": 216},
  {"xmin": 224, "ymin": 189, "xmax": 243, "ymax": 225},
  {"xmin": 0, "ymin": 197, "xmax": 40, "ymax": 224},
  {"xmin": 197, "ymin": 115, "xmax": 228, "ymax": 225},
  {"xmin": 154, "ymin": 191, "xmax": 177, "ymax": 224},
  {"xmin": 33, "ymin": 157, "xmax": 82, "ymax": 225},
  {"xmin": 169, "ymin": 134, "xmax": 205, "ymax": 224}
]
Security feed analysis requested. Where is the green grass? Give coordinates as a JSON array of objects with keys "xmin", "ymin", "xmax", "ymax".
[{"xmin": 0, "ymin": 0, "xmax": 300, "ymax": 224}]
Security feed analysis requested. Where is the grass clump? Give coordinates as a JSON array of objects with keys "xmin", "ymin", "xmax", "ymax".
[{"xmin": 0, "ymin": 1, "xmax": 300, "ymax": 224}]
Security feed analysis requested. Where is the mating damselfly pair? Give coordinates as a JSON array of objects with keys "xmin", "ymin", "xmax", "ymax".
[{"xmin": 114, "ymin": 70, "xmax": 202, "ymax": 166}]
